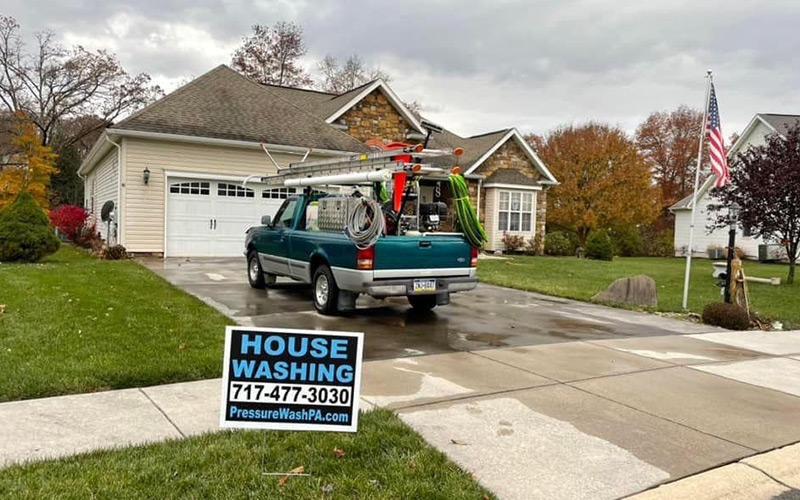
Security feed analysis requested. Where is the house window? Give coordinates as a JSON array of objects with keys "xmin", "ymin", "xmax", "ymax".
[
  {"xmin": 262, "ymin": 187, "xmax": 297, "ymax": 199},
  {"xmin": 497, "ymin": 190, "xmax": 535, "ymax": 232},
  {"xmin": 170, "ymin": 181, "xmax": 210, "ymax": 195},
  {"xmin": 217, "ymin": 183, "xmax": 254, "ymax": 198},
  {"xmin": 742, "ymin": 224, "xmax": 754, "ymax": 237}
]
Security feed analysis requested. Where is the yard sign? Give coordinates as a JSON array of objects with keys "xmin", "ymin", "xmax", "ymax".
[{"xmin": 220, "ymin": 326, "xmax": 364, "ymax": 432}]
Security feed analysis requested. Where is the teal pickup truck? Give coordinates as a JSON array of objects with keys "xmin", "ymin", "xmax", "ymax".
[{"xmin": 244, "ymin": 193, "xmax": 478, "ymax": 314}]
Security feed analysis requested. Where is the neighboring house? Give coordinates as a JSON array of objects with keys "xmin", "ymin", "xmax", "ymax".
[
  {"xmin": 670, "ymin": 113, "xmax": 799, "ymax": 259},
  {"xmin": 78, "ymin": 65, "xmax": 556, "ymax": 257}
]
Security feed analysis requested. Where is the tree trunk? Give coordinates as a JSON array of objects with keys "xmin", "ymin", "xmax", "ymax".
[
  {"xmin": 577, "ymin": 228, "xmax": 589, "ymax": 248},
  {"xmin": 788, "ymin": 243, "xmax": 797, "ymax": 285}
]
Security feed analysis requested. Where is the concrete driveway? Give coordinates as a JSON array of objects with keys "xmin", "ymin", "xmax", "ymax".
[
  {"xmin": 2, "ymin": 256, "xmax": 797, "ymax": 499},
  {"xmin": 140, "ymin": 256, "xmax": 715, "ymax": 361}
]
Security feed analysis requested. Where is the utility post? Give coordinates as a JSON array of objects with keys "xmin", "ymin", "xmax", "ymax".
[{"xmin": 724, "ymin": 202, "xmax": 740, "ymax": 303}]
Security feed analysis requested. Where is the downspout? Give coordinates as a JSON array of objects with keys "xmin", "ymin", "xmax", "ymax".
[
  {"xmin": 105, "ymin": 134, "xmax": 122, "ymax": 245},
  {"xmin": 476, "ymin": 178, "xmax": 483, "ymax": 221}
]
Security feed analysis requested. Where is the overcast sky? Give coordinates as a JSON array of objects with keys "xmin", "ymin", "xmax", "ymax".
[{"xmin": 4, "ymin": 0, "xmax": 800, "ymax": 138}]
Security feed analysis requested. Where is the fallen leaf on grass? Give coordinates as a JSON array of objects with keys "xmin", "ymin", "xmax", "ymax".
[
  {"xmin": 333, "ymin": 447, "xmax": 345, "ymax": 458},
  {"xmin": 178, "ymin": 343, "xmax": 186, "ymax": 350},
  {"xmin": 0, "ymin": 304, "xmax": 5, "ymax": 314},
  {"xmin": 278, "ymin": 465, "xmax": 305, "ymax": 487},
  {"xmin": 450, "ymin": 439, "xmax": 468, "ymax": 445}
]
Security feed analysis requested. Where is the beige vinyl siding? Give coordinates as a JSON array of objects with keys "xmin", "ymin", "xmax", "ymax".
[
  {"xmin": 85, "ymin": 149, "xmax": 119, "ymax": 242},
  {"xmin": 121, "ymin": 138, "xmax": 331, "ymax": 253},
  {"xmin": 485, "ymin": 187, "xmax": 537, "ymax": 252},
  {"xmin": 484, "ymin": 188, "xmax": 498, "ymax": 251}
]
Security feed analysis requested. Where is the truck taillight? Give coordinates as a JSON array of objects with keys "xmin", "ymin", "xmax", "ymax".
[
  {"xmin": 470, "ymin": 247, "xmax": 479, "ymax": 267},
  {"xmin": 357, "ymin": 246, "xmax": 374, "ymax": 270}
]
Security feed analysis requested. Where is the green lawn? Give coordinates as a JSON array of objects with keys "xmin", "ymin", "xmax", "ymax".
[
  {"xmin": 0, "ymin": 245, "xmax": 233, "ymax": 402},
  {"xmin": 478, "ymin": 255, "xmax": 799, "ymax": 328},
  {"xmin": 0, "ymin": 409, "xmax": 491, "ymax": 499}
]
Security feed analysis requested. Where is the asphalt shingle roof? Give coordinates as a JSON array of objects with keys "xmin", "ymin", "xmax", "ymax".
[
  {"xmin": 113, "ymin": 65, "xmax": 369, "ymax": 153},
  {"xmin": 760, "ymin": 113, "xmax": 800, "ymax": 136},
  {"xmin": 425, "ymin": 127, "xmax": 511, "ymax": 169},
  {"xmin": 260, "ymin": 80, "xmax": 376, "ymax": 120}
]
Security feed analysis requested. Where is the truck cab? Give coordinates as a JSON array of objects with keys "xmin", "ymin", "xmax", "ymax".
[{"xmin": 245, "ymin": 192, "xmax": 478, "ymax": 315}]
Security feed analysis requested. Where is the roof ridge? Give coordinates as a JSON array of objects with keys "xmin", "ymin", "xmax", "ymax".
[
  {"xmin": 759, "ymin": 112, "xmax": 800, "ymax": 117},
  {"xmin": 323, "ymin": 79, "xmax": 380, "ymax": 104},
  {"xmin": 260, "ymin": 83, "xmax": 336, "ymax": 96},
  {"xmin": 113, "ymin": 64, "xmax": 228, "ymax": 129},
  {"xmin": 467, "ymin": 128, "xmax": 511, "ymax": 139}
]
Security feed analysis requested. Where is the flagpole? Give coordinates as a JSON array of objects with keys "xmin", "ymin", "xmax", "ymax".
[{"xmin": 682, "ymin": 70, "xmax": 713, "ymax": 310}]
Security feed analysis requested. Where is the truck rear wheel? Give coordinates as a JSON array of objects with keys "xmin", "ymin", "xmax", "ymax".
[
  {"xmin": 408, "ymin": 294, "xmax": 437, "ymax": 311},
  {"xmin": 312, "ymin": 265, "xmax": 339, "ymax": 315},
  {"xmin": 247, "ymin": 250, "xmax": 265, "ymax": 289}
]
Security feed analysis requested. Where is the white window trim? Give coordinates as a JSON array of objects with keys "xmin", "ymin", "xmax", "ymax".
[
  {"xmin": 496, "ymin": 189, "xmax": 537, "ymax": 233},
  {"xmin": 484, "ymin": 183, "xmax": 541, "ymax": 191}
]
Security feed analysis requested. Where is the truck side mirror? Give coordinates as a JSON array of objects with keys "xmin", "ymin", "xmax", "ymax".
[{"xmin": 261, "ymin": 215, "xmax": 271, "ymax": 226}]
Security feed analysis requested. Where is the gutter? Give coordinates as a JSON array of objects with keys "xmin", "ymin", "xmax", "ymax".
[
  {"xmin": 78, "ymin": 128, "xmax": 361, "ymax": 177},
  {"xmin": 108, "ymin": 129, "xmax": 360, "ymax": 157}
]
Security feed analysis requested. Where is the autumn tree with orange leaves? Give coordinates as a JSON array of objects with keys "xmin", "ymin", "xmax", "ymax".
[
  {"xmin": 635, "ymin": 106, "xmax": 704, "ymax": 227},
  {"xmin": 535, "ymin": 123, "xmax": 658, "ymax": 247},
  {"xmin": 0, "ymin": 113, "xmax": 58, "ymax": 209}
]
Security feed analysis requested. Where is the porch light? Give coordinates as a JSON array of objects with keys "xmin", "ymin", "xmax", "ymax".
[{"xmin": 143, "ymin": 167, "xmax": 151, "ymax": 185}]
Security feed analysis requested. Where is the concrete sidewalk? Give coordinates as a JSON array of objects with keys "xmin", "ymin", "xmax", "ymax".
[{"xmin": 2, "ymin": 330, "xmax": 800, "ymax": 500}]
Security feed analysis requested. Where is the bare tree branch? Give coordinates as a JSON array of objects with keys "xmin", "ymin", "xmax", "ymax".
[{"xmin": 0, "ymin": 15, "xmax": 162, "ymax": 152}]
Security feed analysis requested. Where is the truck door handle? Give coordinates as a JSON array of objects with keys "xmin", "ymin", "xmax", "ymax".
[{"xmin": 419, "ymin": 241, "xmax": 431, "ymax": 248}]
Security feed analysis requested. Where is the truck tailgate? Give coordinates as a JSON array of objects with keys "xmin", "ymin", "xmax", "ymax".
[{"xmin": 373, "ymin": 235, "xmax": 472, "ymax": 276}]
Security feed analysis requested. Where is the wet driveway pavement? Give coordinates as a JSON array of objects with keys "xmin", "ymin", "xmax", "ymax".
[{"xmin": 140, "ymin": 257, "xmax": 716, "ymax": 361}]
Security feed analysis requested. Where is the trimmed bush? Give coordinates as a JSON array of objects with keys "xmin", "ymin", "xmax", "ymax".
[
  {"xmin": 49, "ymin": 204, "xmax": 89, "ymax": 242},
  {"xmin": 610, "ymin": 226, "xmax": 643, "ymax": 257},
  {"xmin": 586, "ymin": 231, "xmax": 614, "ymax": 261},
  {"xmin": 0, "ymin": 191, "xmax": 60, "ymax": 262},
  {"xmin": 702, "ymin": 302, "xmax": 750, "ymax": 330},
  {"xmin": 642, "ymin": 229, "xmax": 674, "ymax": 257},
  {"xmin": 501, "ymin": 232, "xmax": 525, "ymax": 253},
  {"xmin": 545, "ymin": 231, "xmax": 576, "ymax": 256},
  {"xmin": 103, "ymin": 244, "xmax": 128, "ymax": 260}
]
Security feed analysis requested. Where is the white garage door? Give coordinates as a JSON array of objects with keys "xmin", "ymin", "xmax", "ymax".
[{"xmin": 166, "ymin": 178, "xmax": 294, "ymax": 257}]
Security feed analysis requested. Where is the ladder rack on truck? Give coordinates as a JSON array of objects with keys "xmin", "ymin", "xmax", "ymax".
[{"xmin": 251, "ymin": 143, "xmax": 463, "ymax": 187}]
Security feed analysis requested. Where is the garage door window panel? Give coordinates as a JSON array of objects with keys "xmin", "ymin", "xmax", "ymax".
[
  {"xmin": 170, "ymin": 181, "xmax": 210, "ymax": 195},
  {"xmin": 498, "ymin": 190, "xmax": 534, "ymax": 232},
  {"xmin": 263, "ymin": 188, "xmax": 297, "ymax": 199},
  {"xmin": 218, "ymin": 183, "xmax": 254, "ymax": 198}
]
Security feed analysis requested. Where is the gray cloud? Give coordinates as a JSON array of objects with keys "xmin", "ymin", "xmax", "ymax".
[{"xmin": 3, "ymin": 0, "xmax": 800, "ymax": 136}]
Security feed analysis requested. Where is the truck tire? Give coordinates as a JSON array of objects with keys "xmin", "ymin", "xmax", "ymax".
[
  {"xmin": 408, "ymin": 294, "xmax": 437, "ymax": 311},
  {"xmin": 247, "ymin": 250, "xmax": 265, "ymax": 289},
  {"xmin": 312, "ymin": 265, "xmax": 339, "ymax": 315}
]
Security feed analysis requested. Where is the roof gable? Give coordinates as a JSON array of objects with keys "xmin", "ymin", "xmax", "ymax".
[
  {"xmin": 112, "ymin": 65, "xmax": 368, "ymax": 153},
  {"xmin": 324, "ymin": 80, "xmax": 426, "ymax": 135},
  {"xmin": 464, "ymin": 129, "xmax": 557, "ymax": 184}
]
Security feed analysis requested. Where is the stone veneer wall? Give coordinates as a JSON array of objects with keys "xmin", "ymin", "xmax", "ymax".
[
  {"xmin": 470, "ymin": 139, "xmax": 547, "ymax": 254},
  {"xmin": 335, "ymin": 89, "xmax": 419, "ymax": 145}
]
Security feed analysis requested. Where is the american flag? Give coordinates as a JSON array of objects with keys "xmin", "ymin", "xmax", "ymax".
[{"xmin": 707, "ymin": 83, "xmax": 730, "ymax": 187}]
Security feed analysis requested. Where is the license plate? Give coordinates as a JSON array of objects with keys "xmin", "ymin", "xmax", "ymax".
[{"xmin": 413, "ymin": 279, "xmax": 436, "ymax": 293}]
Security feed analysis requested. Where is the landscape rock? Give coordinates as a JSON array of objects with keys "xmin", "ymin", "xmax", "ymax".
[{"xmin": 592, "ymin": 275, "xmax": 658, "ymax": 307}]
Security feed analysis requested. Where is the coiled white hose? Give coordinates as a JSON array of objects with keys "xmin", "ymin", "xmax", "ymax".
[{"xmin": 345, "ymin": 197, "xmax": 385, "ymax": 250}]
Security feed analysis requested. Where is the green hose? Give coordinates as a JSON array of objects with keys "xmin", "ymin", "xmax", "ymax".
[
  {"xmin": 448, "ymin": 174, "xmax": 487, "ymax": 248},
  {"xmin": 378, "ymin": 181, "xmax": 390, "ymax": 204}
]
